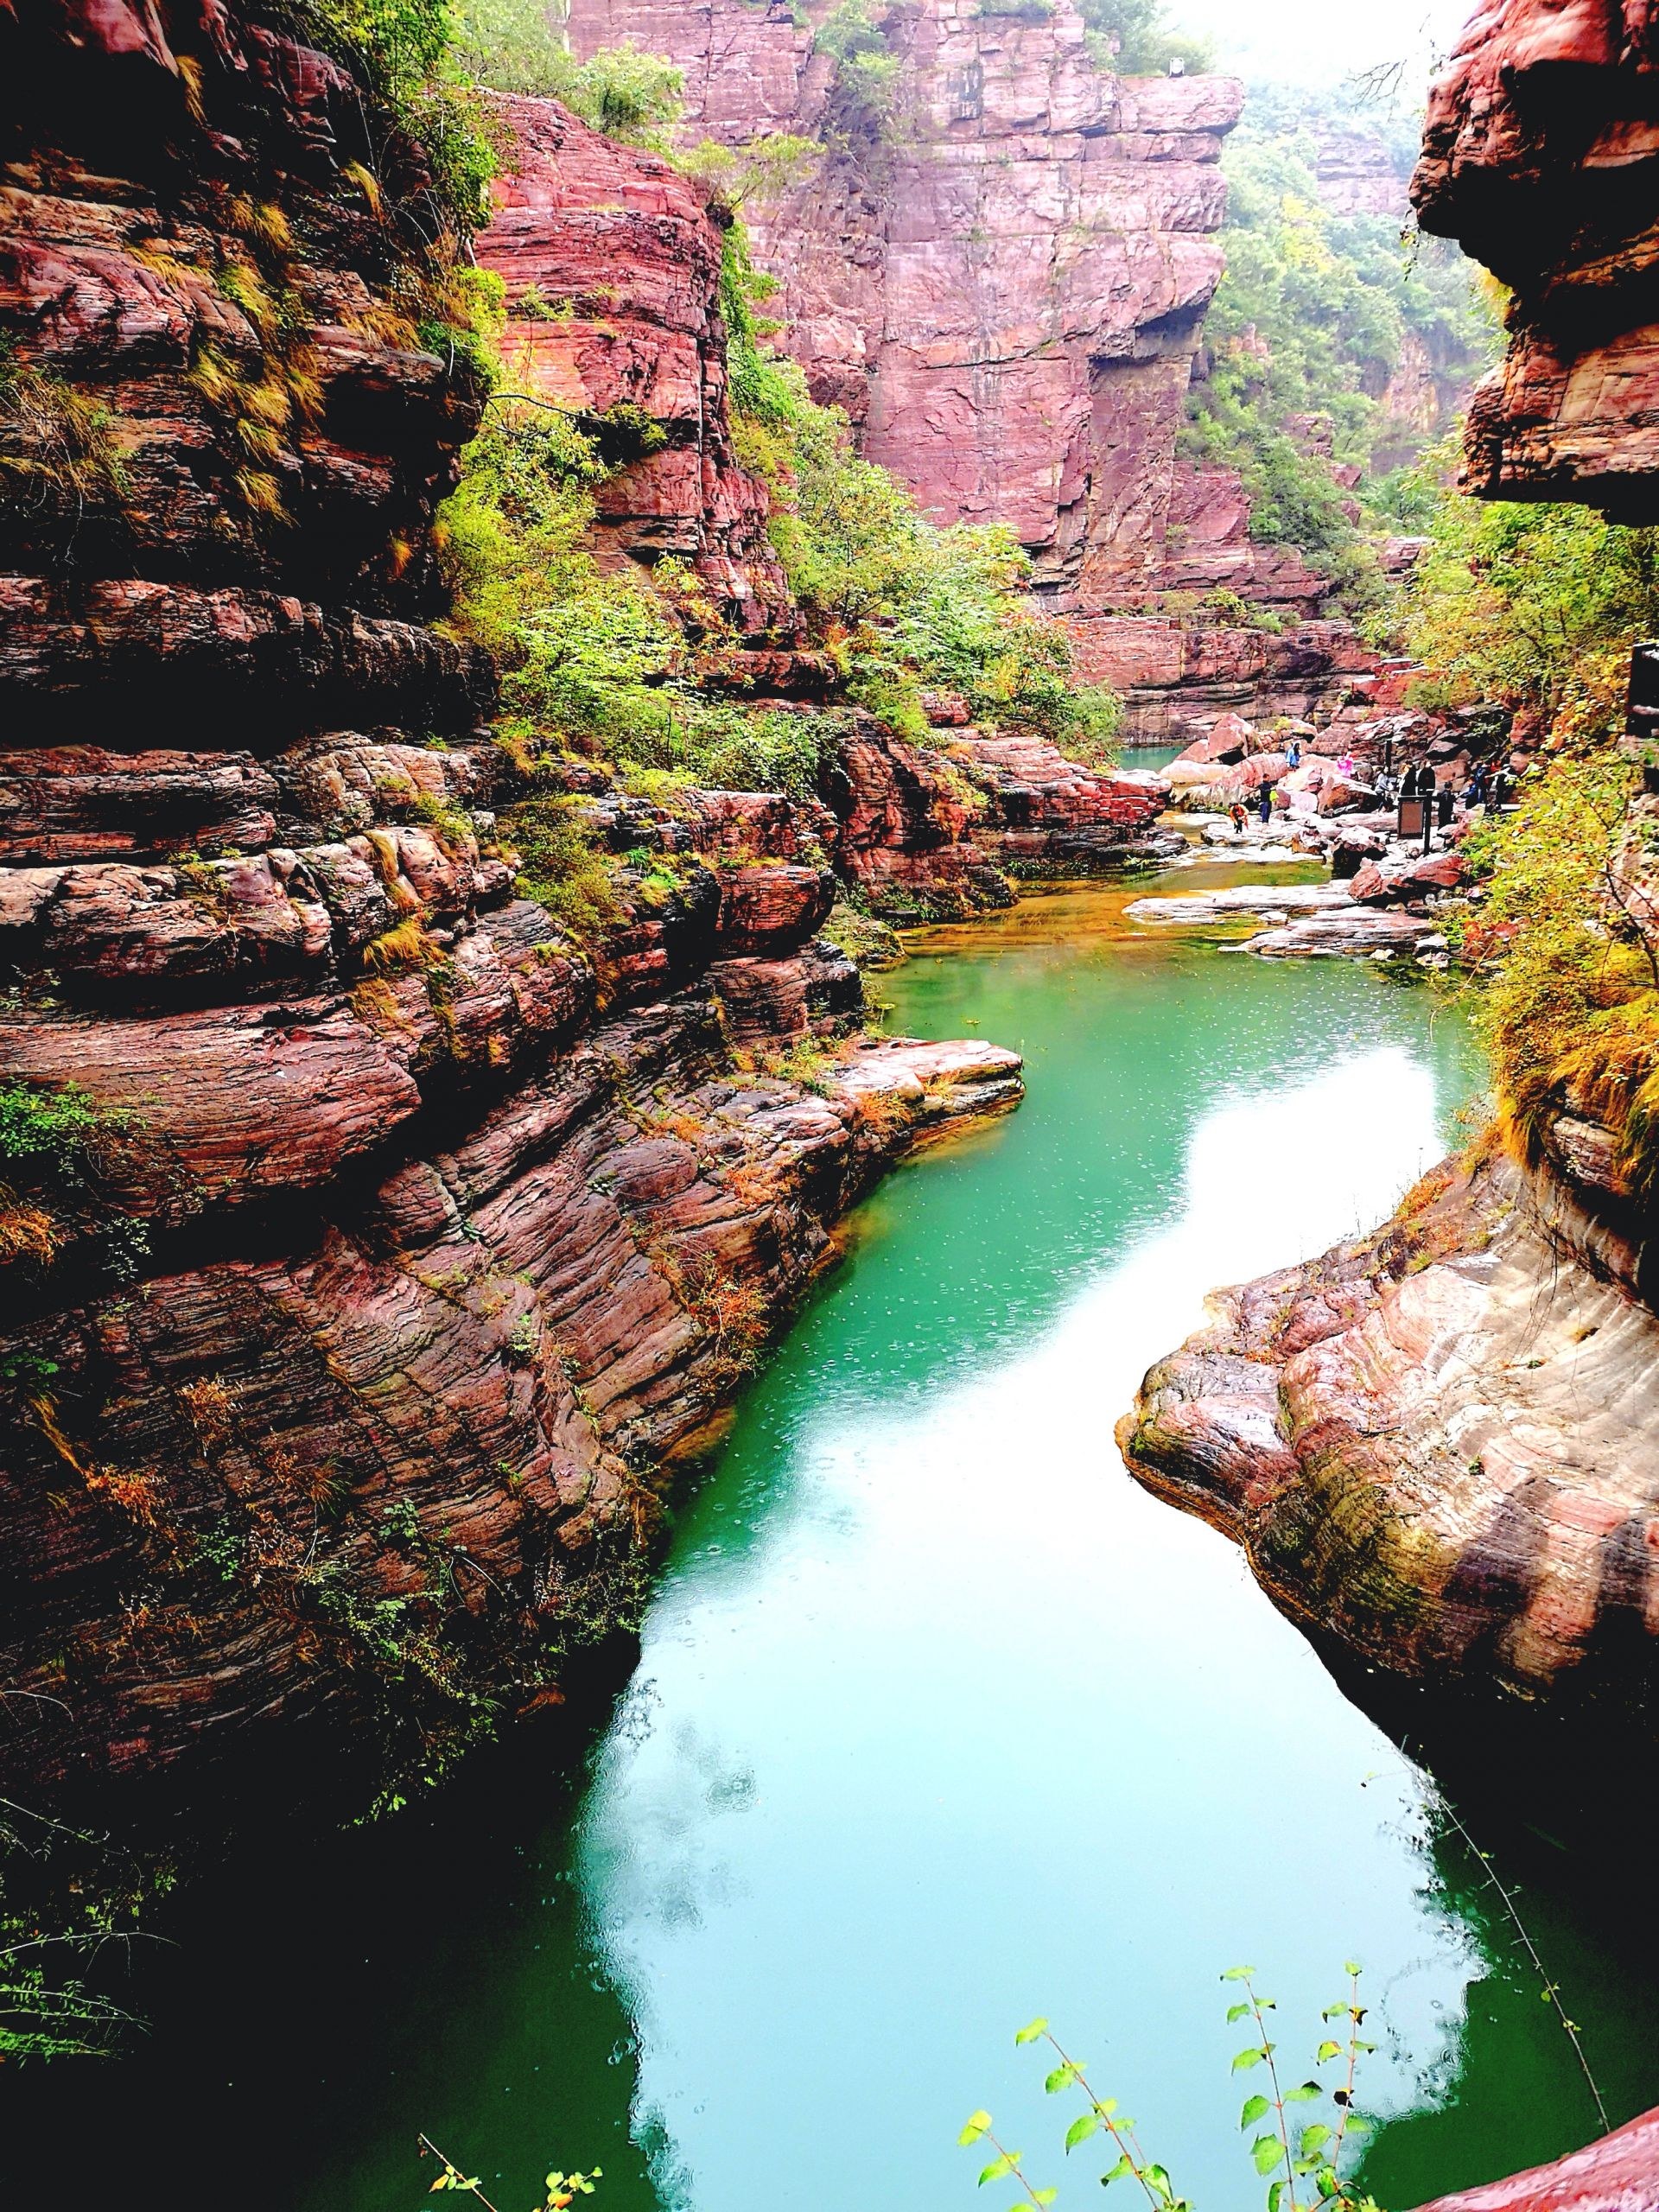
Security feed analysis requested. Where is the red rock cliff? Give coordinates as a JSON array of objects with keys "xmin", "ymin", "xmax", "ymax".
[
  {"xmin": 0, "ymin": 0, "xmax": 1023, "ymax": 1809},
  {"xmin": 475, "ymin": 91, "xmax": 798, "ymax": 635},
  {"xmin": 1413, "ymin": 0, "xmax": 1659, "ymax": 514},
  {"xmin": 567, "ymin": 0, "xmax": 1243, "ymax": 612}
]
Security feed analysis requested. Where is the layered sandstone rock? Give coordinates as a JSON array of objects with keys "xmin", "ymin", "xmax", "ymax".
[
  {"xmin": 1067, "ymin": 613, "xmax": 1377, "ymax": 741},
  {"xmin": 0, "ymin": 0, "xmax": 1023, "ymax": 1808},
  {"xmin": 569, "ymin": 0, "xmax": 1243, "ymax": 607},
  {"xmin": 475, "ymin": 92, "xmax": 796, "ymax": 633},
  {"xmin": 1413, "ymin": 0, "xmax": 1659, "ymax": 512},
  {"xmin": 1121, "ymin": 1148, "xmax": 1659, "ymax": 1723}
]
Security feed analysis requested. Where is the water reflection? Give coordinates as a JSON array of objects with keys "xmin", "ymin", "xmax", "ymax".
[
  {"xmin": 572, "ymin": 1014, "xmax": 1498, "ymax": 2212},
  {"xmin": 16, "ymin": 887, "xmax": 1655, "ymax": 2212}
]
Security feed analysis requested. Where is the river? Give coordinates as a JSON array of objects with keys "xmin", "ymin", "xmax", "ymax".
[{"xmin": 16, "ymin": 849, "xmax": 1659, "ymax": 2210}]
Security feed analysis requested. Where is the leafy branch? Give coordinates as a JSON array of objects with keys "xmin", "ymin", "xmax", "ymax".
[{"xmin": 963, "ymin": 1968, "xmax": 1385, "ymax": 2212}]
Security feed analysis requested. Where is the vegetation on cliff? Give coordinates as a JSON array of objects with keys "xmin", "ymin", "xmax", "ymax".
[
  {"xmin": 435, "ymin": 0, "xmax": 1123, "ymax": 843},
  {"xmin": 1182, "ymin": 97, "xmax": 1496, "ymax": 612},
  {"xmin": 1397, "ymin": 483, "xmax": 1659, "ymax": 1203}
]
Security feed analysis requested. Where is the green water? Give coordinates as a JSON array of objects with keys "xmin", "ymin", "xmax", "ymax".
[{"xmin": 16, "ymin": 869, "xmax": 1659, "ymax": 2209}]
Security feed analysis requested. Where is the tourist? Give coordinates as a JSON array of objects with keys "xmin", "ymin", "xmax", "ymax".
[
  {"xmin": 1436, "ymin": 779, "xmax": 1455, "ymax": 830},
  {"xmin": 1336, "ymin": 752, "xmax": 1355, "ymax": 778},
  {"xmin": 1257, "ymin": 782, "xmax": 1273, "ymax": 826},
  {"xmin": 1466, "ymin": 763, "xmax": 1488, "ymax": 809},
  {"xmin": 1287, "ymin": 738, "xmax": 1302, "ymax": 770},
  {"xmin": 1230, "ymin": 801, "xmax": 1249, "ymax": 836}
]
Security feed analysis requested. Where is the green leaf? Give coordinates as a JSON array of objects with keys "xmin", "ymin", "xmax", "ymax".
[
  {"xmin": 1143, "ymin": 2164, "xmax": 1173, "ymax": 2201},
  {"xmin": 1033, "ymin": 2192, "xmax": 1058, "ymax": 2208},
  {"xmin": 1232, "ymin": 2046, "xmax": 1268, "ymax": 2072},
  {"xmin": 1268, "ymin": 2182, "xmax": 1284, "ymax": 2212},
  {"xmin": 1015, "ymin": 2018, "xmax": 1049, "ymax": 2045},
  {"xmin": 960, "ymin": 2113, "xmax": 993, "ymax": 2146},
  {"xmin": 1102, "ymin": 2156, "xmax": 1135, "ymax": 2185},
  {"xmin": 979, "ymin": 2153, "xmax": 1019, "ymax": 2186},
  {"xmin": 1046, "ymin": 2066, "xmax": 1074, "ymax": 2095},
  {"xmin": 1321, "ymin": 2004, "xmax": 1349, "ymax": 2021},
  {"xmin": 1222, "ymin": 1967, "xmax": 1258, "ymax": 1982},
  {"xmin": 1284, "ymin": 2082, "xmax": 1321, "ymax": 2103},
  {"xmin": 1344, "ymin": 1961, "xmax": 1362, "ymax": 1978},
  {"xmin": 1253, "ymin": 2136, "xmax": 1285, "ymax": 2176},
  {"xmin": 1300, "ymin": 2126, "xmax": 1332, "ymax": 2156},
  {"xmin": 1344, "ymin": 2114, "xmax": 1373, "ymax": 2138},
  {"xmin": 1316, "ymin": 2042, "xmax": 1342, "ymax": 2063},
  {"xmin": 1240, "ymin": 2095, "xmax": 1270, "ymax": 2131},
  {"xmin": 1067, "ymin": 2113, "xmax": 1100, "ymax": 2152},
  {"xmin": 1226, "ymin": 2003, "xmax": 1251, "ymax": 2024}
]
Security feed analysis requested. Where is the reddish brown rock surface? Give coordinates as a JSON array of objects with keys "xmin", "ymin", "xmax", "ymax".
[
  {"xmin": 1414, "ymin": 0, "xmax": 1659, "ymax": 516},
  {"xmin": 1121, "ymin": 1149, "xmax": 1659, "ymax": 1721},
  {"xmin": 569, "ymin": 0, "xmax": 1243, "ymax": 607},
  {"xmin": 1411, "ymin": 2104, "xmax": 1659, "ymax": 2212},
  {"xmin": 474, "ymin": 94, "xmax": 796, "ymax": 634},
  {"xmin": 562, "ymin": 0, "xmax": 1361, "ymax": 737},
  {"xmin": 0, "ymin": 0, "xmax": 1026, "ymax": 1809}
]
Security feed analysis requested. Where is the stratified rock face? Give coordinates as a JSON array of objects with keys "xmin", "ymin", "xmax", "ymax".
[
  {"xmin": 0, "ymin": 1, "xmax": 1024, "ymax": 1806},
  {"xmin": 1410, "ymin": 2104, "xmax": 1659, "ymax": 2212},
  {"xmin": 0, "ymin": 0, "xmax": 489, "ymax": 721},
  {"xmin": 474, "ymin": 94, "xmax": 797, "ymax": 633},
  {"xmin": 1120, "ymin": 1149, "xmax": 1659, "ymax": 1724},
  {"xmin": 1413, "ymin": 0, "xmax": 1659, "ymax": 517},
  {"xmin": 1310, "ymin": 120, "xmax": 1414, "ymax": 219},
  {"xmin": 1066, "ymin": 613, "xmax": 1377, "ymax": 740},
  {"xmin": 566, "ymin": 0, "xmax": 1243, "ymax": 610}
]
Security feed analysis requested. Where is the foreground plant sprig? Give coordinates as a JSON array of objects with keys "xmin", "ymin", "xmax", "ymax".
[
  {"xmin": 960, "ymin": 1967, "xmax": 1382, "ymax": 2212},
  {"xmin": 417, "ymin": 2132, "xmax": 600, "ymax": 2211}
]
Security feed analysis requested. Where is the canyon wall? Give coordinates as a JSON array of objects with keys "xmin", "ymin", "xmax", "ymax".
[
  {"xmin": 0, "ymin": 0, "xmax": 1030, "ymax": 1810},
  {"xmin": 1413, "ymin": 0, "xmax": 1659, "ymax": 512},
  {"xmin": 469, "ymin": 85, "xmax": 1175, "ymax": 881},
  {"xmin": 565, "ymin": 0, "xmax": 1380, "ymax": 738},
  {"xmin": 569, "ymin": 0, "xmax": 1243, "ymax": 608},
  {"xmin": 476, "ymin": 90, "xmax": 798, "ymax": 635},
  {"xmin": 1123, "ymin": 0, "xmax": 1659, "ymax": 1744}
]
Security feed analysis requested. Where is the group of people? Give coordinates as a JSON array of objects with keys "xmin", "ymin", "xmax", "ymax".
[{"xmin": 1223, "ymin": 747, "xmax": 1515, "ymax": 841}]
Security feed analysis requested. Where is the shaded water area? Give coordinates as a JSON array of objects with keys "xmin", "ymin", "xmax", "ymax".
[{"xmin": 15, "ymin": 859, "xmax": 1659, "ymax": 2210}]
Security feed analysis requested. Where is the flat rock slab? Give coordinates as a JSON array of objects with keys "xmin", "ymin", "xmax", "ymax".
[
  {"xmin": 1125, "ymin": 882, "xmax": 1352, "ymax": 925},
  {"xmin": 1239, "ymin": 908, "xmax": 1432, "ymax": 957},
  {"xmin": 832, "ymin": 1035, "xmax": 1025, "ymax": 1122}
]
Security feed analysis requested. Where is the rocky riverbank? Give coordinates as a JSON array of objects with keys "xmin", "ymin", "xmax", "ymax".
[
  {"xmin": 0, "ymin": 0, "xmax": 1045, "ymax": 1814},
  {"xmin": 1120, "ymin": 1141, "xmax": 1659, "ymax": 1725}
]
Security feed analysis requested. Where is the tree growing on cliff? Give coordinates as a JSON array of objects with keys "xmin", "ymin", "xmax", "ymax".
[{"xmin": 1077, "ymin": 0, "xmax": 1215, "ymax": 74}]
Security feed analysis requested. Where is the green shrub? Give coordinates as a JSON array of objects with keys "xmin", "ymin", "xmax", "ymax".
[
  {"xmin": 1402, "ymin": 489, "xmax": 1659, "ymax": 726},
  {"xmin": 284, "ymin": 0, "xmax": 498, "ymax": 237},
  {"xmin": 499, "ymin": 792, "xmax": 626, "ymax": 940},
  {"xmin": 1179, "ymin": 116, "xmax": 1497, "ymax": 613},
  {"xmin": 1077, "ymin": 0, "xmax": 1215, "ymax": 73},
  {"xmin": 817, "ymin": 0, "xmax": 905, "ymax": 138},
  {"xmin": 0, "ymin": 1081, "xmax": 147, "ymax": 1280},
  {"xmin": 449, "ymin": 0, "xmax": 683, "ymax": 143}
]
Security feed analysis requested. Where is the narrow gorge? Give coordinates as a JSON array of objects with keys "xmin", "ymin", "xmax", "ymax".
[{"xmin": 3, "ymin": 2, "xmax": 1658, "ymax": 2209}]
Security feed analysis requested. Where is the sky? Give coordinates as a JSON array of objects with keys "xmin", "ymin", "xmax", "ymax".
[{"xmin": 1173, "ymin": 0, "xmax": 1477, "ymax": 92}]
